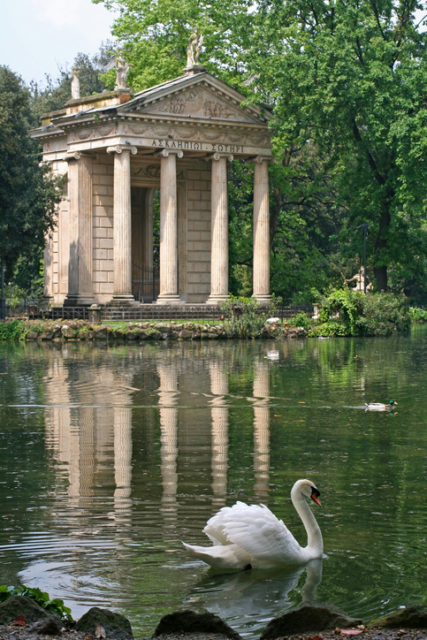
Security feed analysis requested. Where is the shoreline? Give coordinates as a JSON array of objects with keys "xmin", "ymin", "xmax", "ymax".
[
  {"xmin": 0, "ymin": 597, "xmax": 425, "ymax": 640},
  {"xmin": 0, "ymin": 318, "xmax": 307, "ymax": 343}
]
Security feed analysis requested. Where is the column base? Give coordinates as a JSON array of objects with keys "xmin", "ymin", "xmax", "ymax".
[
  {"xmin": 206, "ymin": 294, "xmax": 229, "ymax": 306},
  {"xmin": 252, "ymin": 294, "xmax": 272, "ymax": 306},
  {"xmin": 156, "ymin": 294, "xmax": 184, "ymax": 305},
  {"xmin": 63, "ymin": 294, "xmax": 95, "ymax": 306},
  {"xmin": 111, "ymin": 294, "xmax": 136, "ymax": 305}
]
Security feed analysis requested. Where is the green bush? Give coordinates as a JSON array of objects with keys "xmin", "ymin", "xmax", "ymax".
[
  {"xmin": 0, "ymin": 584, "xmax": 73, "ymax": 622},
  {"xmin": 0, "ymin": 320, "xmax": 25, "ymax": 341},
  {"xmin": 409, "ymin": 307, "xmax": 427, "ymax": 323},
  {"xmin": 221, "ymin": 295, "xmax": 267, "ymax": 338},
  {"xmin": 355, "ymin": 292, "xmax": 410, "ymax": 335},
  {"xmin": 315, "ymin": 289, "xmax": 410, "ymax": 336},
  {"xmin": 290, "ymin": 311, "xmax": 310, "ymax": 330}
]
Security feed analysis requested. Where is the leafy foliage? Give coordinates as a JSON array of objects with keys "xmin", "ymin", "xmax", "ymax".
[
  {"xmin": 409, "ymin": 306, "xmax": 427, "ymax": 323},
  {"xmin": 0, "ymin": 585, "xmax": 73, "ymax": 622},
  {"xmin": 0, "ymin": 67, "xmax": 63, "ymax": 283},
  {"xmin": 314, "ymin": 288, "xmax": 410, "ymax": 336},
  {"xmin": 221, "ymin": 295, "xmax": 268, "ymax": 337},
  {"xmin": 0, "ymin": 320, "xmax": 25, "ymax": 341}
]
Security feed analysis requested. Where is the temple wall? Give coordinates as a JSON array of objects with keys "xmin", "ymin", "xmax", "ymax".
[
  {"xmin": 185, "ymin": 162, "xmax": 212, "ymax": 302},
  {"xmin": 92, "ymin": 153, "xmax": 114, "ymax": 303}
]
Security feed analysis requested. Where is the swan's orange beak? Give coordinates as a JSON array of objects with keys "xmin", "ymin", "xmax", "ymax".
[{"xmin": 311, "ymin": 489, "xmax": 321, "ymax": 506}]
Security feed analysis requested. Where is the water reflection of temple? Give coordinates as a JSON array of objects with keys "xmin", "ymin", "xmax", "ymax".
[{"xmin": 43, "ymin": 345, "xmax": 273, "ymax": 525}]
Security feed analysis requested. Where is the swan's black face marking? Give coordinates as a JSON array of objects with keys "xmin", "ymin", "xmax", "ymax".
[
  {"xmin": 243, "ymin": 564, "xmax": 252, "ymax": 571},
  {"xmin": 311, "ymin": 487, "xmax": 321, "ymax": 506}
]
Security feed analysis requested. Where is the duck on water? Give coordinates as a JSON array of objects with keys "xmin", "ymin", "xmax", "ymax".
[{"xmin": 365, "ymin": 400, "xmax": 398, "ymax": 412}]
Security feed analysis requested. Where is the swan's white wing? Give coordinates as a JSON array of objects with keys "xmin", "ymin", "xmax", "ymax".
[
  {"xmin": 182, "ymin": 541, "xmax": 251, "ymax": 570},
  {"xmin": 204, "ymin": 502, "xmax": 303, "ymax": 567}
]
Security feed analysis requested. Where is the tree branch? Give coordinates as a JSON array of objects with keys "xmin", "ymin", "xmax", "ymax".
[{"xmin": 352, "ymin": 119, "xmax": 385, "ymax": 185}]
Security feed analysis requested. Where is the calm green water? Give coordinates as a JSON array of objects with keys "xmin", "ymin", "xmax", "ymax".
[{"xmin": 0, "ymin": 330, "xmax": 426, "ymax": 638}]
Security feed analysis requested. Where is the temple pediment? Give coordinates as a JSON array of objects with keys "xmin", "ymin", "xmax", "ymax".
[{"xmin": 119, "ymin": 72, "xmax": 269, "ymax": 126}]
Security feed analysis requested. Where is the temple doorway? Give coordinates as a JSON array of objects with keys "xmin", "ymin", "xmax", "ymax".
[{"xmin": 131, "ymin": 187, "xmax": 159, "ymax": 302}]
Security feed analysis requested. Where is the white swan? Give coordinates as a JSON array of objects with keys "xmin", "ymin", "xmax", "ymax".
[{"xmin": 183, "ymin": 478, "xmax": 323, "ymax": 571}]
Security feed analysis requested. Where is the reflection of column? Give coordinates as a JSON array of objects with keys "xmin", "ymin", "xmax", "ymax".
[
  {"xmin": 253, "ymin": 361, "xmax": 270, "ymax": 500},
  {"xmin": 65, "ymin": 152, "xmax": 94, "ymax": 305},
  {"xmin": 209, "ymin": 362, "xmax": 229, "ymax": 509},
  {"xmin": 252, "ymin": 157, "xmax": 271, "ymax": 304},
  {"xmin": 79, "ymin": 408, "xmax": 95, "ymax": 497},
  {"xmin": 157, "ymin": 150, "xmax": 184, "ymax": 304},
  {"xmin": 113, "ymin": 407, "xmax": 133, "ymax": 531},
  {"xmin": 158, "ymin": 362, "xmax": 178, "ymax": 528},
  {"xmin": 207, "ymin": 154, "xmax": 232, "ymax": 304},
  {"xmin": 114, "ymin": 407, "xmax": 132, "ymax": 499},
  {"xmin": 107, "ymin": 144, "xmax": 137, "ymax": 301}
]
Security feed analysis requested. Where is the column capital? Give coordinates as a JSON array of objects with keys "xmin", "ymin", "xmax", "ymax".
[
  {"xmin": 207, "ymin": 152, "xmax": 234, "ymax": 162},
  {"xmin": 107, "ymin": 144, "xmax": 137, "ymax": 155},
  {"xmin": 252, "ymin": 155, "xmax": 272, "ymax": 164},
  {"xmin": 158, "ymin": 149, "xmax": 184, "ymax": 159},
  {"xmin": 65, "ymin": 151, "xmax": 90, "ymax": 162}
]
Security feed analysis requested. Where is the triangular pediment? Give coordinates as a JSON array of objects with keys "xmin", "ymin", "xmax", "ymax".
[{"xmin": 119, "ymin": 72, "xmax": 269, "ymax": 125}]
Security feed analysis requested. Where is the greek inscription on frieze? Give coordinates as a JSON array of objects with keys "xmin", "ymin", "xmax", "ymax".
[{"xmin": 151, "ymin": 139, "xmax": 244, "ymax": 154}]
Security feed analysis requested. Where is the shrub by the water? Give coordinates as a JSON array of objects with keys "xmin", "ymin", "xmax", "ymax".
[
  {"xmin": 409, "ymin": 307, "xmax": 427, "ymax": 323},
  {"xmin": 0, "ymin": 584, "xmax": 72, "ymax": 622},
  {"xmin": 312, "ymin": 289, "xmax": 410, "ymax": 337},
  {"xmin": 0, "ymin": 319, "xmax": 25, "ymax": 341},
  {"xmin": 221, "ymin": 295, "xmax": 268, "ymax": 337}
]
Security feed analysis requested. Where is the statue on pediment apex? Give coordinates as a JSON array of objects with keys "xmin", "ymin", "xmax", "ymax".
[
  {"xmin": 186, "ymin": 30, "xmax": 204, "ymax": 69},
  {"xmin": 115, "ymin": 52, "xmax": 130, "ymax": 90}
]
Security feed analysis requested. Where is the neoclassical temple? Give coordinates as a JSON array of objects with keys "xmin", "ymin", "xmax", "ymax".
[{"xmin": 32, "ymin": 61, "xmax": 272, "ymax": 306}]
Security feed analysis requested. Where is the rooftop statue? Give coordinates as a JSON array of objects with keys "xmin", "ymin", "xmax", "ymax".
[
  {"xmin": 115, "ymin": 53, "xmax": 130, "ymax": 90},
  {"xmin": 186, "ymin": 30, "xmax": 203, "ymax": 69},
  {"xmin": 71, "ymin": 67, "xmax": 80, "ymax": 100}
]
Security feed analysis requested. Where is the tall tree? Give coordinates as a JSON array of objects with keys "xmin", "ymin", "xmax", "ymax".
[
  {"xmin": 0, "ymin": 67, "xmax": 61, "ymax": 283},
  {"xmin": 246, "ymin": 0, "xmax": 427, "ymax": 291}
]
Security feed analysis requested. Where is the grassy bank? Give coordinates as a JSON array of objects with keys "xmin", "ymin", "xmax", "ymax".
[{"xmin": 0, "ymin": 291, "xmax": 423, "ymax": 342}]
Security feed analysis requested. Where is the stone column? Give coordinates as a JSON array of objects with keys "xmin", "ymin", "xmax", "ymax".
[
  {"xmin": 107, "ymin": 144, "xmax": 137, "ymax": 302},
  {"xmin": 252, "ymin": 157, "xmax": 271, "ymax": 304},
  {"xmin": 207, "ymin": 153, "xmax": 232, "ymax": 305},
  {"xmin": 157, "ymin": 149, "xmax": 184, "ymax": 304},
  {"xmin": 64, "ymin": 152, "xmax": 94, "ymax": 305}
]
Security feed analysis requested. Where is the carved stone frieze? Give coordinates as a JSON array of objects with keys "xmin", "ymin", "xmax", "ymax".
[{"xmin": 132, "ymin": 86, "xmax": 258, "ymax": 124}]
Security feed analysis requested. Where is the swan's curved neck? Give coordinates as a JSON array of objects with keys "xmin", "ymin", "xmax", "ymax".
[{"xmin": 291, "ymin": 488, "xmax": 323, "ymax": 555}]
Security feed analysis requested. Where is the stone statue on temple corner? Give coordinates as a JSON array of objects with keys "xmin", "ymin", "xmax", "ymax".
[
  {"xmin": 115, "ymin": 53, "xmax": 130, "ymax": 90},
  {"xmin": 186, "ymin": 30, "xmax": 204, "ymax": 69},
  {"xmin": 71, "ymin": 67, "xmax": 80, "ymax": 100}
]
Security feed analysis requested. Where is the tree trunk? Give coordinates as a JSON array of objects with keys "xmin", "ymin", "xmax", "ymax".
[
  {"xmin": 373, "ymin": 193, "xmax": 393, "ymax": 291},
  {"xmin": 374, "ymin": 265, "xmax": 388, "ymax": 291}
]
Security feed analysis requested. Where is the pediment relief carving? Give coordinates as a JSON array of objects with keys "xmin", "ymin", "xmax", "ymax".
[{"xmin": 129, "ymin": 86, "xmax": 259, "ymax": 124}]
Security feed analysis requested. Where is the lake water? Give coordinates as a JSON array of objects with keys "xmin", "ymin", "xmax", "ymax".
[{"xmin": 0, "ymin": 329, "xmax": 426, "ymax": 638}]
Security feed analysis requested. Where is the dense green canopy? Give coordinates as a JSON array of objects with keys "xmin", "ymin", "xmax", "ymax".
[{"xmin": 0, "ymin": 66, "xmax": 62, "ymax": 287}]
